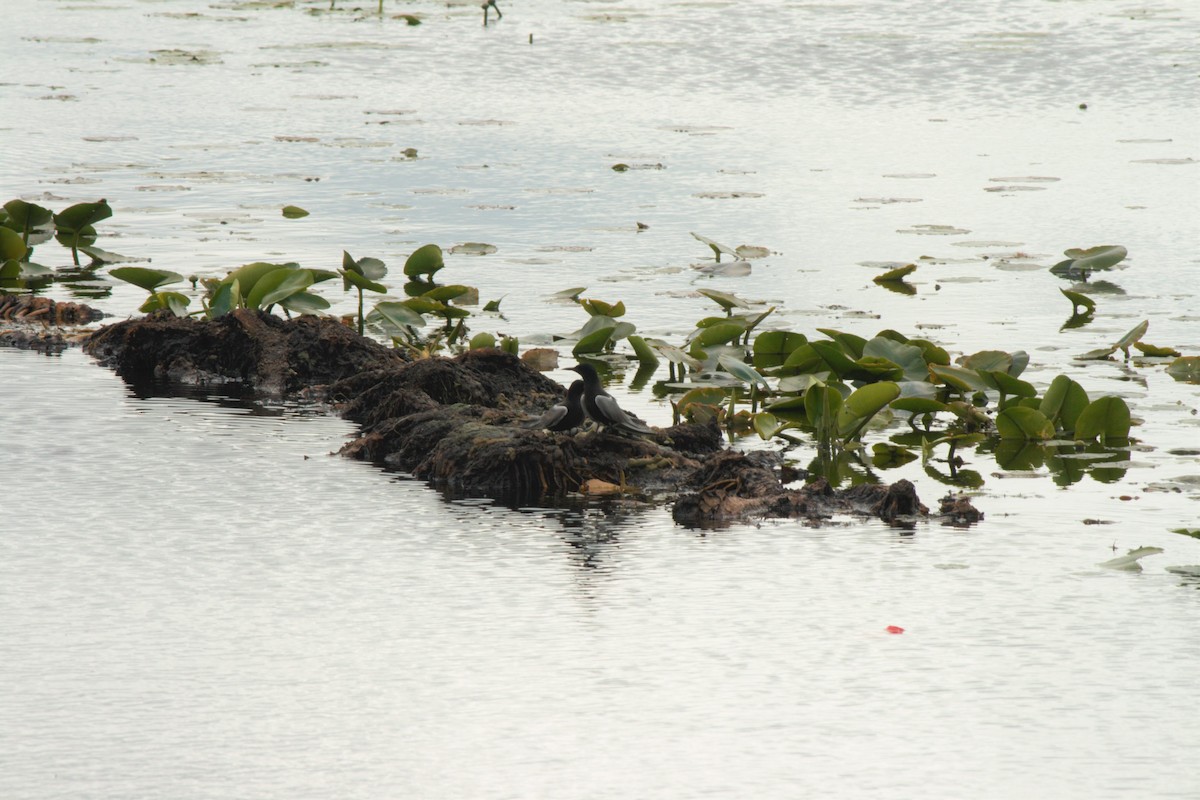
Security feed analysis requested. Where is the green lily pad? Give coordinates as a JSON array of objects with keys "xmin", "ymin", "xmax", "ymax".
[
  {"xmin": 697, "ymin": 288, "xmax": 750, "ymax": 312},
  {"xmin": 1074, "ymin": 396, "xmax": 1131, "ymax": 443},
  {"xmin": 1040, "ymin": 375, "xmax": 1090, "ymax": 431},
  {"xmin": 873, "ymin": 263, "xmax": 916, "ymax": 282},
  {"xmin": 996, "ymin": 406, "xmax": 1055, "ymax": 440},
  {"xmin": 369, "ymin": 300, "xmax": 426, "ymax": 331},
  {"xmin": 403, "ymin": 243, "xmax": 445, "ymax": 278},
  {"xmin": 282, "ymin": 205, "xmax": 309, "ymax": 218},
  {"xmin": 109, "ymin": 266, "xmax": 184, "ymax": 292},
  {"xmin": 837, "ymin": 381, "xmax": 900, "ymax": 441}
]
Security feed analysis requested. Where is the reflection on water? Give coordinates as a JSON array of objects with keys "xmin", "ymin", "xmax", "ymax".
[
  {"xmin": 3, "ymin": 345, "xmax": 1200, "ymax": 799},
  {"xmin": 4, "ymin": 0, "xmax": 1200, "ymax": 796}
]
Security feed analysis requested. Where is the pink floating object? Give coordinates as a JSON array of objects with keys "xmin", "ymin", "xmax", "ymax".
[{"xmin": 885, "ymin": 625, "xmax": 905, "ymax": 634}]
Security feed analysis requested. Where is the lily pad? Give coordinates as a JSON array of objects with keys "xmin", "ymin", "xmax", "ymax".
[
  {"xmin": 448, "ymin": 242, "xmax": 497, "ymax": 256},
  {"xmin": 1165, "ymin": 356, "xmax": 1200, "ymax": 384}
]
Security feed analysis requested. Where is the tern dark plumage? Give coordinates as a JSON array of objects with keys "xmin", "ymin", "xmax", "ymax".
[
  {"xmin": 569, "ymin": 363, "xmax": 654, "ymax": 435},
  {"xmin": 524, "ymin": 379, "xmax": 586, "ymax": 432}
]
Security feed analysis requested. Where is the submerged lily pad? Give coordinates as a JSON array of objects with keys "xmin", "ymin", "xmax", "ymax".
[{"xmin": 448, "ymin": 242, "xmax": 497, "ymax": 255}]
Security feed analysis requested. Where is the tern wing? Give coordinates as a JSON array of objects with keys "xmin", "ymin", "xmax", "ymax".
[
  {"xmin": 523, "ymin": 404, "xmax": 567, "ymax": 430},
  {"xmin": 595, "ymin": 394, "xmax": 652, "ymax": 433}
]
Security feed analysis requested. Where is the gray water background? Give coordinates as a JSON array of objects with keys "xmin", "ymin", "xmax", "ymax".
[{"xmin": 2, "ymin": 0, "xmax": 1199, "ymax": 797}]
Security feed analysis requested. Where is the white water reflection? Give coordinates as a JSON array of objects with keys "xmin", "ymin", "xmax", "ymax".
[{"xmin": 3, "ymin": 0, "xmax": 1200, "ymax": 796}]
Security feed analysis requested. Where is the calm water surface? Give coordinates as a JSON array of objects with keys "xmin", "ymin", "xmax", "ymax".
[{"xmin": 3, "ymin": 0, "xmax": 1199, "ymax": 797}]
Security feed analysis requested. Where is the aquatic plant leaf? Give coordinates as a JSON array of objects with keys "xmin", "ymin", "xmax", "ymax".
[
  {"xmin": 483, "ymin": 297, "xmax": 504, "ymax": 312},
  {"xmin": 279, "ymin": 291, "xmax": 330, "ymax": 315},
  {"xmin": 421, "ymin": 284, "xmax": 472, "ymax": 302},
  {"xmin": 863, "ymin": 337, "xmax": 928, "ymax": 381},
  {"xmin": 627, "ymin": 334, "xmax": 660, "ymax": 367},
  {"xmin": 735, "ymin": 245, "xmax": 770, "ymax": 260},
  {"xmin": 260, "ymin": 270, "xmax": 315, "ymax": 310},
  {"xmin": 774, "ymin": 374, "xmax": 825, "ymax": 395},
  {"xmin": 1074, "ymin": 396, "xmax": 1131, "ymax": 443},
  {"xmin": 909, "ymin": 338, "xmax": 950, "ymax": 366},
  {"xmin": 341, "ymin": 268, "xmax": 387, "ymax": 294},
  {"xmin": 696, "ymin": 322, "xmax": 746, "ymax": 347},
  {"xmin": 573, "ymin": 325, "xmax": 616, "ymax": 355},
  {"xmin": 695, "ymin": 315, "xmax": 747, "ymax": 330},
  {"xmin": 342, "ymin": 251, "xmax": 387, "ymax": 280},
  {"xmin": 816, "ymin": 329, "xmax": 866, "ymax": 359},
  {"xmin": 691, "ymin": 232, "xmax": 738, "ymax": 262},
  {"xmin": 3, "ymin": 199, "xmax": 53, "ymax": 242},
  {"xmin": 996, "ymin": 407, "xmax": 1055, "ymax": 440},
  {"xmin": 982, "ymin": 370, "xmax": 1036, "ymax": 399},
  {"xmin": 369, "ymin": 300, "xmax": 426, "ymax": 331},
  {"xmin": 208, "ymin": 279, "xmax": 239, "ymax": 318},
  {"xmin": 403, "ymin": 243, "xmax": 445, "ymax": 278},
  {"xmin": 873, "ymin": 263, "xmax": 916, "ymax": 282},
  {"xmin": 609, "ymin": 321, "xmax": 636, "ymax": 342},
  {"xmin": 1165, "ymin": 356, "xmax": 1200, "ymax": 384},
  {"xmin": 694, "ymin": 260, "xmax": 752, "ymax": 277},
  {"xmin": 677, "ymin": 387, "xmax": 728, "ymax": 424},
  {"xmin": 0, "ymin": 227, "xmax": 28, "ymax": 261},
  {"xmin": 281, "ymin": 205, "xmax": 309, "ymax": 218},
  {"xmin": 806, "ymin": 383, "xmax": 843, "ymax": 431},
  {"xmin": 1060, "ymin": 287, "xmax": 1096, "ymax": 314},
  {"xmin": 552, "ymin": 287, "xmax": 586, "ymax": 301},
  {"xmin": 837, "ymin": 381, "xmax": 900, "ymax": 441},
  {"xmin": 782, "ymin": 343, "xmax": 824, "ymax": 374},
  {"xmin": 109, "ymin": 266, "xmax": 184, "ymax": 292},
  {"xmin": 959, "ymin": 350, "xmax": 1012, "ymax": 374},
  {"xmin": 53, "ymin": 199, "xmax": 112, "ymax": 233},
  {"xmin": 138, "ymin": 291, "xmax": 190, "ymax": 316},
  {"xmin": 1133, "ymin": 342, "xmax": 1180, "ymax": 357},
  {"xmin": 246, "ymin": 267, "xmax": 313, "ymax": 309},
  {"xmin": 1115, "ymin": 319, "xmax": 1149, "ymax": 358},
  {"xmin": 448, "ymin": 242, "xmax": 497, "ymax": 256},
  {"xmin": 809, "ymin": 340, "xmax": 859, "ymax": 378},
  {"xmin": 753, "ymin": 330, "xmax": 808, "ymax": 357},
  {"xmin": 846, "ymin": 355, "xmax": 904, "ymax": 382},
  {"xmin": 645, "ymin": 339, "xmax": 703, "ymax": 370},
  {"xmin": 697, "ymin": 288, "xmax": 750, "ymax": 312},
  {"xmin": 1039, "ymin": 375, "xmax": 1090, "ymax": 430},
  {"xmin": 1170, "ymin": 528, "xmax": 1200, "ymax": 540},
  {"xmin": 718, "ymin": 354, "xmax": 769, "ymax": 388},
  {"xmin": 929, "ymin": 364, "xmax": 987, "ymax": 392},
  {"xmin": 1, "ymin": 259, "xmax": 52, "ymax": 279},
  {"xmin": 1077, "ymin": 345, "xmax": 1118, "ymax": 360},
  {"xmin": 469, "ymin": 332, "xmax": 496, "ymax": 350},
  {"xmin": 1098, "ymin": 546, "xmax": 1162, "ymax": 572},
  {"xmin": 765, "ymin": 393, "xmax": 808, "ymax": 412},
  {"xmin": 1064, "ymin": 245, "xmax": 1127, "ymax": 272},
  {"xmin": 225, "ymin": 261, "xmax": 299, "ymax": 297},
  {"xmin": 579, "ymin": 298, "xmax": 625, "ymax": 317},
  {"xmin": 753, "ymin": 411, "xmax": 786, "ymax": 440}
]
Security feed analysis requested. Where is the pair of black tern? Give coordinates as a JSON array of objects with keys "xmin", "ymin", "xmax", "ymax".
[{"xmin": 525, "ymin": 363, "xmax": 653, "ymax": 435}]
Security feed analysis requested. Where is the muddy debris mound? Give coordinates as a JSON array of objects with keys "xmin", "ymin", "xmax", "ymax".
[
  {"xmin": 84, "ymin": 309, "xmax": 405, "ymax": 396},
  {"xmin": 0, "ymin": 295, "xmax": 104, "ymax": 352},
  {"xmin": 71, "ymin": 311, "xmax": 980, "ymax": 527},
  {"xmin": 671, "ymin": 451, "xmax": 929, "ymax": 528},
  {"xmin": 333, "ymin": 348, "xmax": 724, "ymax": 501}
]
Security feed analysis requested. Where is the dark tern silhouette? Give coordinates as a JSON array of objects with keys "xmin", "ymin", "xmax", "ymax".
[
  {"xmin": 524, "ymin": 379, "xmax": 585, "ymax": 432},
  {"xmin": 568, "ymin": 363, "xmax": 654, "ymax": 435}
]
